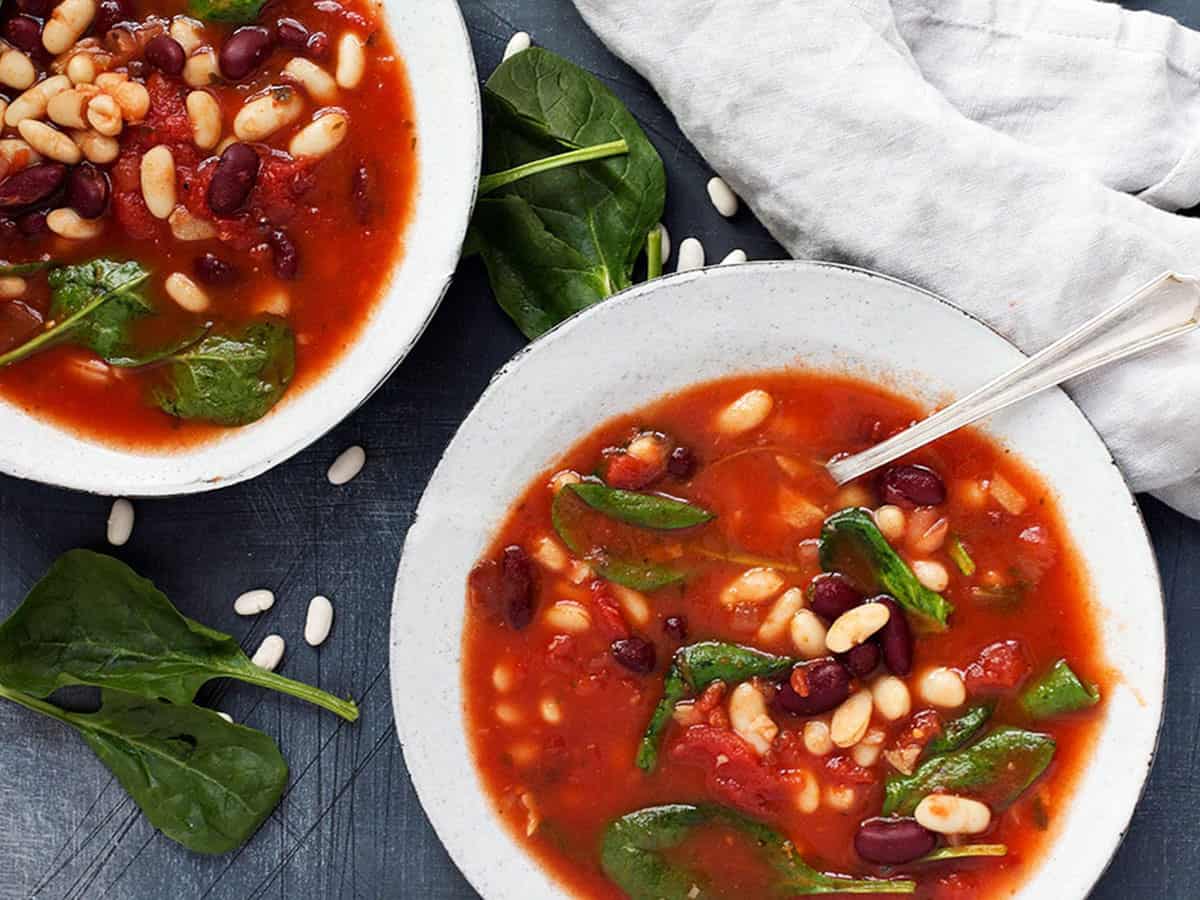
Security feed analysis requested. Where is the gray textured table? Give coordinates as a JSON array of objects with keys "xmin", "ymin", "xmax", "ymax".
[{"xmin": 2, "ymin": 1, "xmax": 1198, "ymax": 897}]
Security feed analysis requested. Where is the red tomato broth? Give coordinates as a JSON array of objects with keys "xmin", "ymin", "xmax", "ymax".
[
  {"xmin": 463, "ymin": 371, "xmax": 1108, "ymax": 900},
  {"xmin": 0, "ymin": 0, "xmax": 416, "ymax": 449}
]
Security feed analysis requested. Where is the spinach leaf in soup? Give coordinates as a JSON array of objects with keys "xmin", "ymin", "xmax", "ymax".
[
  {"xmin": 0, "ymin": 684, "xmax": 287, "ymax": 855},
  {"xmin": 154, "ymin": 319, "xmax": 295, "ymax": 425},
  {"xmin": 1020, "ymin": 659, "xmax": 1100, "ymax": 719},
  {"xmin": 0, "ymin": 549, "xmax": 358, "ymax": 721},
  {"xmin": 0, "ymin": 259, "xmax": 51, "ymax": 276},
  {"xmin": 468, "ymin": 47, "xmax": 667, "ymax": 338},
  {"xmin": 187, "ymin": 0, "xmax": 267, "ymax": 23},
  {"xmin": 0, "ymin": 258, "xmax": 153, "ymax": 369}
]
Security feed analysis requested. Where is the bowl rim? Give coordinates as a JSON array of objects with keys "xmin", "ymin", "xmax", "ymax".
[
  {"xmin": 390, "ymin": 258, "xmax": 1166, "ymax": 900},
  {"xmin": 0, "ymin": 0, "xmax": 482, "ymax": 498}
]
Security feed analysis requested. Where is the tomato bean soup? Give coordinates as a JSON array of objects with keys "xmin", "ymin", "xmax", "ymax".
[
  {"xmin": 465, "ymin": 373, "xmax": 1107, "ymax": 900},
  {"xmin": 0, "ymin": 0, "xmax": 415, "ymax": 447}
]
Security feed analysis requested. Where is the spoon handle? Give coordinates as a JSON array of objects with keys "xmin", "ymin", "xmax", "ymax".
[{"xmin": 827, "ymin": 271, "xmax": 1200, "ymax": 486}]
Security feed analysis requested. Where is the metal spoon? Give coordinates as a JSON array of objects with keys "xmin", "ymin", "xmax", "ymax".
[{"xmin": 826, "ymin": 271, "xmax": 1200, "ymax": 486}]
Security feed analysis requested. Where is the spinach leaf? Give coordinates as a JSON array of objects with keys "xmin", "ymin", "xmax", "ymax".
[
  {"xmin": 0, "ymin": 258, "xmax": 152, "ymax": 368},
  {"xmin": 922, "ymin": 703, "xmax": 994, "ymax": 761},
  {"xmin": 883, "ymin": 727, "xmax": 1055, "ymax": 816},
  {"xmin": 601, "ymin": 804, "xmax": 915, "ymax": 897},
  {"xmin": 568, "ymin": 482, "xmax": 714, "ymax": 530},
  {"xmin": 948, "ymin": 536, "xmax": 975, "ymax": 576},
  {"xmin": 468, "ymin": 47, "xmax": 666, "ymax": 338},
  {"xmin": 0, "ymin": 259, "xmax": 50, "ymax": 276},
  {"xmin": 154, "ymin": 319, "xmax": 295, "ymax": 425},
  {"xmin": 819, "ymin": 508, "xmax": 954, "ymax": 628},
  {"xmin": 551, "ymin": 485, "xmax": 687, "ymax": 591},
  {"xmin": 1020, "ymin": 659, "xmax": 1100, "ymax": 719},
  {"xmin": 0, "ymin": 550, "xmax": 358, "ymax": 721},
  {"xmin": 477, "ymin": 139, "xmax": 629, "ymax": 195},
  {"xmin": 637, "ymin": 641, "xmax": 793, "ymax": 771},
  {"xmin": 917, "ymin": 844, "xmax": 1007, "ymax": 863},
  {"xmin": 187, "ymin": 0, "xmax": 266, "ymax": 23},
  {"xmin": 0, "ymin": 685, "xmax": 286, "ymax": 854}
]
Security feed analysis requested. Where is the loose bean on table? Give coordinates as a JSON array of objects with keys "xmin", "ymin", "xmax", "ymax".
[
  {"xmin": 304, "ymin": 595, "xmax": 334, "ymax": 646},
  {"xmin": 251, "ymin": 634, "xmax": 285, "ymax": 671},
  {"xmin": 105, "ymin": 498, "xmax": 134, "ymax": 546},
  {"xmin": 233, "ymin": 588, "xmax": 275, "ymax": 616}
]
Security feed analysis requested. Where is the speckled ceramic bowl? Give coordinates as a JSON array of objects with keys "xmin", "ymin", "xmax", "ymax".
[
  {"xmin": 391, "ymin": 260, "xmax": 1164, "ymax": 900},
  {"xmin": 0, "ymin": 0, "xmax": 480, "ymax": 497}
]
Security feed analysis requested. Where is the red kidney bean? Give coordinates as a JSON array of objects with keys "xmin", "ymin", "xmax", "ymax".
[
  {"xmin": 144, "ymin": 33, "xmax": 186, "ymax": 75},
  {"xmin": 14, "ymin": 0, "xmax": 55, "ymax": 16},
  {"xmin": 879, "ymin": 464, "xmax": 946, "ymax": 508},
  {"xmin": 855, "ymin": 817, "xmax": 937, "ymax": 865},
  {"xmin": 65, "ymin": 163, "xmax": 110, "ymax": 219},
  {"xmin": 93, "ymin": 0, "xmax": 135, "ymax": 34},
  {"xmin": 808, "ymin": 572, "xmax": 864, "ymax": 622},
  {"xmin": 842, "ymin": 640, "xmax": 880, "ymax": 678},
  {"xmin": 663, "ymin": 615, "xmax": 688, "ymax": 641},
  {"xmin": 874, "ymin": 596, "xmax": 913, "ymax": 676},
  {"xmin": 776, "ymin": 658, "xmax": 850, "ymax": 716},
  {"xmin": 268, "ymin": 228, "xmax": 299, "ymax": 279},
  {"xmin": 219, "ymin": 26, "xmax": 274, "ymax": 80},
  {"xmin": 16, "ymin": 209, "xmax": 48, "ymax": 236},
  {"xmin": 305, "ymin": 30, "xmax": 331, "ymax": 60},
  {"xmin": 499, "ymin": 545, "xmax": 535, "ymax": 630},
  {"xmin": 194, "ymin": 252, "xmax": 239, "ymax": 285},
  {"xmin": 612, "ymin": 637, "xmax": 656, "ymax": 674},
  {"xmin": 0, "ymin": 163, "xmax": 66, "ymax": 211},
  {"xmin": 275, "ymin": 17, "xmax": 309, "ymax": 50},
  {"xmin": 4, "ymin": 15, "xmax": 43, "ymax": 54},
  {"xmin": 667, "ymin": 445, "xmax": 696, "ymax": 479},
  {"xmin": 207, "ymin": 142, "xmax": 259, "ymax": 216}
]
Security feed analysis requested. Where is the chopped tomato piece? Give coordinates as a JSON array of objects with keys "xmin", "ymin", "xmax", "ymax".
[
  {"xmin": 590, "ymin": 582, "xmax": 631, "ymax": 640},
  {"xmin": 825, "ymin": 754, "xmax": 876, "ymax": 785},
  {"xmin": 670, "ymin": 725, "xmax": 783, "ymax": 819},
  {"xmin": 964, "ymin": 640, "xmax": 1030, "ymax": 693},
  {"xmin": 599, "ymin": 432, "xmax": 671, "ymax": 490}
]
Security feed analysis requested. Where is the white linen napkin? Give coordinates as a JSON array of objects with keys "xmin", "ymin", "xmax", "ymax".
[{"xmin": 571, "ymin": 0, "xmax": 1200, "ymax": 518}]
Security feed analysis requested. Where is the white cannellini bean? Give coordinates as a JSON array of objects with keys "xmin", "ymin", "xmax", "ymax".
[
  {"xmin": 140, "ymin": 146, "xmax": 176, "ymax": 219},
  {"xmin": 169, "ymin": 206, "xmax": 217, "ymax": 241},
  {"xmin": 251, "ymin": 634, "xmax": 285, "ymax": 671},
  {"xmin": 548, "ymin": 469, "xmax": 582, "ymax": 494},
  {"xmin": 216, "ymin": 711, "xmax": 233, "ymax": 724},
  {"xmin": 912, "ymin": 559, "xmax": 949, "ymax": 592},
  {"xmin": 825, "ymin": 783, "xmax": 858, "ymax": 812},
  {"xmin": 43, "ymin": 0, "xmax": 97, "ymax": 55},
  {"xmin": 170, "ymin": 16, "xmax": 206, "ymax": 54},
  {"xmin": 282, "ymin": 57, "xmax": 338, "ymax": 103},
  {"xmin": 675, "ymin": 236, "xmax": 704, "ymax": 272},
  {"xmin": 530, "ymin": 535, "xmax": 568, "ymax": 572},
  {"xmin": 789, "ymin": 609, "xmax": 828, "ymax": 659},
  {"xmin": 0, "ymin": 47, "xmax": 36, "ymax": 91},
  {"xmin": 871, "ymin": 675, "xmax": 912, "ymax": 721},
  {"xmin": 852, "ymin": 727, "xmax": 886, "ymax": 767},
  {"xmin": 234, "ymin": 85, "xmax": 304, "ymax": 141},
  {"xmin": 915, "ymin": 794, "xmax": 992, "ymax": 835},
  {"xmin": 495, "ymin": 702, "xmax": 521, "ymax": 725},
  {"xmin": 918, "ymin": 666, "xmax": 966, "ymax": 708},
  {"xmin": 874, "ymin": 505, "xmax": 905, "ymax": 541},
  {"xmin": 802, "ymin": 719, "xmax": 833, "ymax": 756},
  {"xmin": 825, "ymin": 602, "xmax": 890, "ymax": 654},
  {"xmin": 164, "ymin": 271, "xmax": 209, "ymax": 313},
  {"xmin": 719, "ymin": 248, "xmax": 747, "ymax": 265},
  {"xmin": 0, "ymin": 138, "xmax": 39, "ymax": 170},
  {"xmin": 46, "ymin": 88, "xmax": 91, "ymax": 129},
  {"xmin": 719, "ymin": 566, "xmax": 784, "ymax": 607},
  {"xmin": 183, "ymin": 48, "xmax": 219, "ymax": 88},
  {"xmin": 46, "ymin": 207, "xmax": 102, "ymax": 239},
  {"xmin": 234, "ymin": 588, "xmax": 275, "ymax": 616},
  {"xmin": 0, "ymin": 276, "xmax": 26, "ymax": 298},
  {"xmin": 728, "ymin": 682, "xmax": 778, "ymax": 755},
  {"xmin": 610, "ymin": 583, "xmax": 651, "ymax": 627},
  {"xmin": 186, "ymin": 90, "xmax": 221, "ymax": 149},
  {"xmin": 335, "ymin": 32, "xmax": 365, "ymax": 88},
  {"xmin": 66, "ymin": 52, "xmax": 96, "ymax": 84},
  {"xmin": 289, "ymin": 111, "xmax": 348, "ymax": 159},
  {"xmin": 113, "ymin": 81, "xmax": 150, "ymax": 123},
  {"xmin": 503, "ymin": 30, "xmax": 531, "ymax": 60},
  {"xmin": 542, "ymin": 601, "xmax": 591, "ymax": 634},
  {"xmin": 304, "ymin": 595, "xmax": 334, "ymax": 646},
  {"xmin": 656, "ymin": 222, "xmax": 670, "ymax": 262},
  {"xmin": 715, "ymin": 389, "xmax": 774, "ymax": 435},
  {"xmin": 328, "ymin": 444, "xmax": 366, "ymax": 485},
  {"xmin": 790, "ymin": 768, "xmax": 820, "ymax": 814},
  {"xmin": 5, "ymin": 75, "xmax": 70, "ymax": 127},
  {"xmin": 72, "ymin": 128, "xmax": 119, "ymax": 164},
  {"xmin": 830, "ymin": 688, "xmax": 873, "ymax": 748},
  {"xmin": 706, "ymin": 175, "xmax": 739, "ymax": 217},
  {"xmin": 106, "ymin": 498, "xmax": 134, "ymax": 546},
  {"xmin": 539, "ymin": 696, "xmax": 562, "ymax": 724},
  {"xmin": 756, "ymin": 587, "xmax": 805, "ymax": 644},
  {"xmin": 85, "ymin": 92, "xmax": 122, "ymax": 135},
  {"xmin": 18, "ymin": 119, "xmax": 81, "ymax": 164},
  {"xmin": 492, "ymin": 662, "xmax": 516, "ymax": 692}
]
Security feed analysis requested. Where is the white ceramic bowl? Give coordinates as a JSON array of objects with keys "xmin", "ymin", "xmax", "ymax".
[
  {"xmin": 391, "ymin": 261, "xmax": 1164, "ymax": 900},
  {"xmin": 0, "ymin": 0, "xmax": 480, "ymax": 497}
]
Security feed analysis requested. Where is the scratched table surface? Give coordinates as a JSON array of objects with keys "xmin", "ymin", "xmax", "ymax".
[{"xmin": 2, "ymin": 0, "xmax": 1199, "ymax": 897}]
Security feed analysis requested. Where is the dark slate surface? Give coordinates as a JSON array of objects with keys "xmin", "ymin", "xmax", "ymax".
[{"xmin": 1, "ymin": 0, "xmax": 1197, "ymax": 896}]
